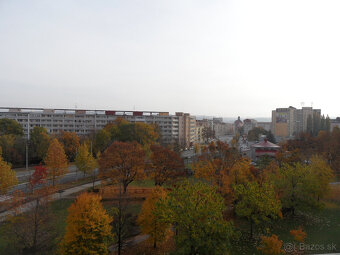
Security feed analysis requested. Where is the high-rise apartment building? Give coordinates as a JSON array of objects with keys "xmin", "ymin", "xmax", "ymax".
[
  {"xmin": 271, "ymin": 106, "xmax": 321, "ymax": 139},
  {"xmin": 0, "ymin": 107, "xmax": 196, "ymax": 147}
]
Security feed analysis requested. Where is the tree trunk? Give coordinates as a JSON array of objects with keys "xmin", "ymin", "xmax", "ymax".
[
  {"xmin": 33, "ymin": 198, "xmax": 40, "ymax": 254},
  {"xmin": 123, "ymin": 183, "xmax": 128, "ymax": 193},
  {"xmin": 250, "ymin": 220, "xmax": 253, "ymax": 239}
]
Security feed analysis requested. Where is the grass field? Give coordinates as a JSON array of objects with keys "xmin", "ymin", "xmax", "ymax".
[{"xmin": 230, "ymin": 185, "xmax": 340, "ymax": 255}]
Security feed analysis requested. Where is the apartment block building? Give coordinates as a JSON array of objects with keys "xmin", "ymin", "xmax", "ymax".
[
  {"xmin": 271, "ymin": 106, "xmax": 321, "ymax": 139},
  {"xmin": 0, "ymin": 107, "xmax": 196, "ymax": 147},
  {"xmin": 243, "ymin": 119, "xmax": 258, "ymax": 135}
]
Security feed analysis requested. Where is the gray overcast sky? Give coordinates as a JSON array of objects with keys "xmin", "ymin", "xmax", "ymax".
[{"xmin": 1, "ymin": 0, "xmax": 340, "ymax": 118}]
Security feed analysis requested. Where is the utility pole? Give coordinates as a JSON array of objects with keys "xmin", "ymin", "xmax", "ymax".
[{"xmin": 26, "ymin": 113, "xmax": 30, "ymax": 171}]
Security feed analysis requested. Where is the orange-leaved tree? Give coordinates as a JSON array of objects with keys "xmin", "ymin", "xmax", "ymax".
[
  {"xmin": 60, "ymin": 193, "xmax": 112, "ymax": 255},
  {"xmin": 0, "ymin": 154, "xmax": 17, "ymax": 195},
  {"xmin": 149, "ymin": 145, "xmax": 184, "ymax": 186},
  {"xmin": 257, "ymin": 234, "xmax": 284, "ymax": 255},
  {"xmin": 29, "ymin": 164, "xmax": 48, "ymax": 192},
  {"xmin": 58, "ymin": 131, "xmax": 80, "ymax": 162},
  {"xmin": 137, "ymin": 186, "xmax": 170, "ymax": 249},
  {"xmin": 290, "ymin": 227, "xmax": 307, "ymax": 243},
  {"xmin": 98, "ymin": 141, "xmax": 145, "ymax": 193},
  {"xmin": 44, "ymin": 138, "xmax": 68, "ymax": 186}
]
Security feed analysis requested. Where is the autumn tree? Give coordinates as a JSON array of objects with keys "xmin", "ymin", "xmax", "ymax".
[
  {"xmin": 29, "ymin": 164, "xmax": 48, "ymax": 192},
  {"xmin": 98, "ymin": 141, "xmax": 145, "ymax": 193},
  {"xmin": 290, "ymin": 227, "xmax": 307, "ymax": 243},
  {"xmin": 75, "ymin": 143, "xmax": 97, "ymax": 188},
  {"xmin": 133, "ymin": 122, "xmax": 159, "ymax": 152},
  {"xmin": 309, "ymin": 155, "xmax": 334, "ymax": 200},
  {"xmin": 229, "ymin": 158, "xmax": 254, "ymax": 185},
  {"xmin": 29, "ymin": 127, "xmax": 50, "ymax": 163},
  {"xmin": 44, "ymin": 138, "xmax": 68, "ymax": 186},
  {"xmin": 157, "ymin": 180, "xmax": 234, "ymax": 255},
  {"xmin": 6, "ymin": 187, "xmax": 56, "ymax": 254},
  {"xmin": 149, "ymin": 145, "xmax": 184, "ymax": 186},
  {"xmin": 60, "ymin": 193, "xmax": 112, "ymax": 255},
  {"xmin": 234, "ymin": 181, "xmax": 282, "ymax": 238},
  {"xmin": 0, "ymin": 155, "xmax": 17, "ymax": 195},
  {"xmin": 58, "ymin": 131, "xmax": 80, "ymax": 162},
  {"xmin": 257, "ymin": 234, "xmax": 284, "ymax": 255},
  {"xmin": 111, "ymin": 186, "xmax": 134, "ymax": 255},
  {"xmin": 193, "ymin": 142, "xmax": 245, "ymax": 203},
  {"xmin": 75, "ymin": 143, "xmax": 96, "ymax": 176},
  {"xmin": 137, "ymin": 186, "xmax": 170, "ymax": 249}
]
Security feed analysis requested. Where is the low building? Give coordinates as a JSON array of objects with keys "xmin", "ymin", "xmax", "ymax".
[
  {"xmin": 330, "ymin": 118, "xmax": 340, "ymax": 131},
  {"xmin": 251, "ymin": 139, "xmax": 280, "ymax": 160}
]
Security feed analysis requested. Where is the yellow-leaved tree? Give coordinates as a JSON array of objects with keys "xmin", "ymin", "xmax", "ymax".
[
  {"xmin": 75, "ymin": 143, "xmax": 97, "ymax": 187},
  {"xmin": 44, "ymin": 138, "xmax": 68, "ymax": 186},
  {"xmin": 60, "ymin": 192, "xmax": 112, "ymax": 255},
  {"xmin": 0, "ymin": 154, "xmax": 17, "ymax": 195},
  {"xmin": 137, "ymin": 186, "xmax": 170, "ymax": 249}
]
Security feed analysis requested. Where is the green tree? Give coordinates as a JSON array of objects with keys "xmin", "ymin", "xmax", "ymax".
[
  {"xmin": 94, "ymin": 128, "xmax": 111, "ymax": 153},
  {"xmin": 29, "ymin": 127, "xmax": 50, "ymax": 162},
  {"xmin": 273, "ymin": 163, "xmax": 322, "ymax": 215},
  {"xmin": 137, "ymin": 186, "xmax": 170, "ymax": 249},
  {"xmin": 234, "ymin": 181, "xmax": 282, "ymax": 238},
  {"xmin": 0, "ymin": 134, "xmax": 25, "ymax": 166},
  {"xmin": 157, "ymin": 180, "xmax": 233, "ymax": 255},
  {"xmin": 0, "ymin": 119, "xmax": 23, "ymax": 136}
]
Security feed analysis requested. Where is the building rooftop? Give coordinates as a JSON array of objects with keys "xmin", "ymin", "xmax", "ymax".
[{"xmin": 251, "ymin": 139, "xmax": 280, "ymax": 148}]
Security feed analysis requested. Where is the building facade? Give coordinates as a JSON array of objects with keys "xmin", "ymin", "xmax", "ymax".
[
  {"xmin": 271, "ymin": 106, "xmax": 321, "ymax": 139},
  {"xmin": 0, "ymin": 107, "xmax": 196, "ymax": 147},
  {"xmin": 243, "ymin": 119, "xmax": 258, "ymax": 135}
]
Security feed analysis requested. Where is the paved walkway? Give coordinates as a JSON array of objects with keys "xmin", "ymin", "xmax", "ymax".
[
  {"xmin": 108, "ymin": 234, "xmax": 149, "ymax": 252},
  {"xmin": 0, "ymin": 180, "xmax": 102, "ymax": 222}
]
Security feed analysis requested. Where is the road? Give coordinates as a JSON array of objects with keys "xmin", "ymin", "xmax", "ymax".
[
  {"xmin": 11, "ymin": 165, "xmax": 98, "ymax": 194},
  {"xmin": 15, "ymin": 165, "xmax": 78, "ymax": 182},
  {"xmin": 0, "ymin": 180, "xmax": 102, "ymax": 222}
]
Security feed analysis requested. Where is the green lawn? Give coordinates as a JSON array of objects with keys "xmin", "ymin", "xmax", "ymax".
[
  {"xmin": 130, "ymin": 179, "xmax": 155, "ymax": 188},
  {"xmin": 230, "ymin": 203, "xmax": 340, "ymax": 254}
]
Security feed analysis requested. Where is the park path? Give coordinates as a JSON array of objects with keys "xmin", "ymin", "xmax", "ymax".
[
  {"xmin": 0, "ymin": 180, "xmax": 102, "ymax": 222},
  {"xmin": 108, "ymin": 234, "xmax": 150, "ymax": 253}
]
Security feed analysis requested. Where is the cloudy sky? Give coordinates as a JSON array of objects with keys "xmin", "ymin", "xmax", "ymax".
[{"xmin": 1, "ymin": 0, "xmax": 340, "ymax": 118}]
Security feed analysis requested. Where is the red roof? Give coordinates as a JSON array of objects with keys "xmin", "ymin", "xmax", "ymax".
[{"xmin": 252, "ymin": 139, "xmax": 280, "ymax": 149}]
